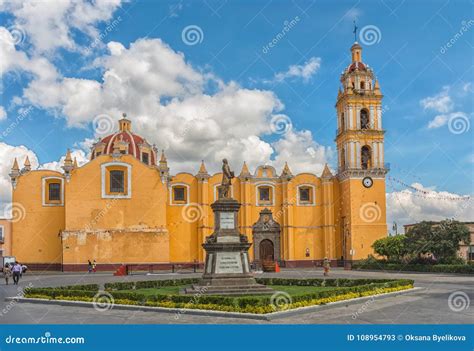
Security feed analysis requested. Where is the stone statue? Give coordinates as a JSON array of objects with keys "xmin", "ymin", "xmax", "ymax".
[{"xmin": 220, "ymin": 158, "xmax": 234, "ymax": 199}]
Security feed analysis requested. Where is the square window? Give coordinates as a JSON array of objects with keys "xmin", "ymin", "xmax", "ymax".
[
  {"xmin": 299, "ymin": 187, "xmax": 311, "ymax": 202},
  {"xmin": 173, "ymin": 187, "xmax": 186, "ymax": 202},
  {"xmin": 142, "ymin": 152, "xmax": 149, "ymax": 165},
  {"xmin": 49, "ymin": 183, "xmax": 61, "ymax": 201},
  {"xmin": 110, "ymin": 170, "xmax": 125, "ymax": 193},
  {"xmin": 259, "ymin": 187, "xmax": 270, "ymax": 202}
]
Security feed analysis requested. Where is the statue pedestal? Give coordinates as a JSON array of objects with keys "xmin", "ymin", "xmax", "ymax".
[{"xmin": 183, "ymin": 198, "xmax": 274, "ymax": 295}]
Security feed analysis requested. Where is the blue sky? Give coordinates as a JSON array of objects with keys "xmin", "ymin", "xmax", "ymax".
[{"xmin": 0, "ymin": 0, "xmax": 473, "ymax": 225}]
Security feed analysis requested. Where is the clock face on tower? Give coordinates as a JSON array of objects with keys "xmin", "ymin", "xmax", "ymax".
[{"xmin": 362, "ymin": 176, "xmax": 373, "ymax": 188}]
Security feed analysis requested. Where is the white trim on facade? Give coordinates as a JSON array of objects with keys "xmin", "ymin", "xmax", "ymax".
[
  {"xmin": 101, "ymin": 162, "xmax": 132, "ymax": 199},
  {"xmin": 169, "ymin": 183, "xmax": 190, "ymax": 205},
  {"xmin": 296, "ymin": 184, "xmax": 316, "ymax": 206},
  {"xmin": 41, "ymin": 176, "xmax": 65, "ymax": 206},
  {"xmin": 255, "ymin": 182, "xmax": 275, "ymax": 206},
  {"xmin": 372, "ymin": 142, "xmax": 379, "ymax": 168}
]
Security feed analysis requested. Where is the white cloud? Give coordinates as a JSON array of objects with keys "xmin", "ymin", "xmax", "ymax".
[
  {"xmin": 0, "ymin": 106, "xmax": 6, "ymax": 121},
  {"xmin": 427, "ymin": 111, "xmax": 467, "ymax": 129},
  {"xmin": 1, "ymin": 0, "xmax": 123, "ymax": 54},
  {"xmin": 420, "ymin": 86, "xmax": 453, "ymax": 114},
  {"xmin": 12, "ymin": 37, "xmax": 331, "ymax": 175},
  {"xmin": 272, "ymin": 130, "xmax": 332, "ymax": 174},
  {"xmin": 387, "ymin": 182, "xmax": 473, "ymax": 229},
  {"xmin": 0, "ymin": 143, "xmax": 39, "ymax": 215},
  {"xmin": 0, "ymin": 142, "xmax": 89, "ymax": 215},
  {"xmin": 272, "ymin": 57, "xmax": 321, "ymax": 84}
]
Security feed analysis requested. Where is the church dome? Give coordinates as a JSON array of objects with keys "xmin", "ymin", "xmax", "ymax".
[
  {"xmin": 346, "ymin": 61, "xmax": 367, "ymax": 72},
  {"xmin": 91, "ymin": 114, "xmax": 157, "ymax": 165}
]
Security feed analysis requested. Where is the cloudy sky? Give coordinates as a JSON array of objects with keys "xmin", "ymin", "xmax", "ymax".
[{"xmin": 0, "ymin": 0, "xmax": 472, "ymax": 230}]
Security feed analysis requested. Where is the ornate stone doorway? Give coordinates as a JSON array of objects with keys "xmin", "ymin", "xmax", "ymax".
[{"xmin": 252, "ymin": 208, "xmax": 281, "ymax": 262}]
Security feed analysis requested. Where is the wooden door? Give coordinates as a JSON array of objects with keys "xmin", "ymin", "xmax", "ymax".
[{"xmin": 259, "ymin": 239, "xmax": 274, "ymax": 261}]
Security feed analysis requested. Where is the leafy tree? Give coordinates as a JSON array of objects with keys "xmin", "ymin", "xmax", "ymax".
[
  {"xmin": 405, "ymin": 220, "xmax": 470, "ymax": 263},
  {"xmin": 372, "ymin": 235, "xmax": 407, "ymax": 262}
]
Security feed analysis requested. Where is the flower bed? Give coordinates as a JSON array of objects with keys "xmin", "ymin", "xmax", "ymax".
[{"xmin": 23, "ymin": 278, "xmax": 414, "ymax": 314}]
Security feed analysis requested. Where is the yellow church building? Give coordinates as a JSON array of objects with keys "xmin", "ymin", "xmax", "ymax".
[{"xmin": 8, "ymin": 42, "xmax": 388, "ymax": 271}]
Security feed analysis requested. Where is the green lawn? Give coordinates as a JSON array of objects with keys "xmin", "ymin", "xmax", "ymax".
[{"xmin": 121, "ymin": 284, "xmax": 335, "ymax": 297}]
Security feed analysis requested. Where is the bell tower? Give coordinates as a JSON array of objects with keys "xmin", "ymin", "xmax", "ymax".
[{"xmin": 336, "ymin": 42, "xmax": 388, "ymax": 262}]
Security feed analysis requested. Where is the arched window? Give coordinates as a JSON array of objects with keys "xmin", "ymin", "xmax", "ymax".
[
  {"xmin": 361, "ymin": 146, "xmax": 371, "ymax": 170},
  {"xmin": 360, "ymin": 81, "xmax": 365, "ymax": 90},
  {"xmin": 340, "ymin": 112, "xmax": 345, "ymax": 132},
  {"xmin": 360, "ymin": 109, "xmax": 370, "ymax": 129}
]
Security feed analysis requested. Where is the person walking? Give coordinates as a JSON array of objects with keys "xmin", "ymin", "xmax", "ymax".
[
  {"xmin": 88, "ymin": 260, "xmax": 92, "ymax": 273},
  {"xmin": 323, "ymin": 257, "xmax": 331, "ymax": 277},
  {"xmin": 12, "ymin": 262, "xmax": 22, "ymax": 285},
  {"xmin": 92, "ymin": 260, "xmax": 97, "ymax": 273},
  {"xmin": 3, "ymin": 264, "xmax": 12, "ymax": 285}
]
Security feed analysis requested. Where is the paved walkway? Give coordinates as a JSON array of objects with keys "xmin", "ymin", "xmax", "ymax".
[{"xmin": 1, "ymin": 269, "xmax": 472, "ymax": 324}]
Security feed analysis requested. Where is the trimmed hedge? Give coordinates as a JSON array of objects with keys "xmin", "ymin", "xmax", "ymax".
[
  {"xmin": 104, "ymin": 278, "xmax": 200, "ymax": 291},
  {"xmin": 255, "ymin": 278, "xmax": 394, "ymax": 287},
  {"xmin": 24, "ymin": 278, "xmax": 414, "ymax": 313},
  {"xmin": 352, "ymin": 262, "xmax": 474, "ymax": 274},
  {"xmin": 55, "ymin": 284, "xmax": 100, "ymax": 291},
  {"xmin": 23, "ymin": 288, "xmax": 98, "ymax": 299}
]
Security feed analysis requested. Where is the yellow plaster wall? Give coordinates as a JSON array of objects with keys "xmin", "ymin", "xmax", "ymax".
[
  {"xmin": 65, "ymin": 155, "xmax": 167, "ymax": 231},
  {"xmin": 62, "ymin": 231, "xmax": 169, "ymax": 264},
  {"xmin": 11, "ymin": 170, "xmax": 65, "ymax": 264}
]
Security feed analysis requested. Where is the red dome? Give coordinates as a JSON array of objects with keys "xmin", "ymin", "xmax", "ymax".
[
  {"xmin": 94, "ymin": 130, "xmax": 156, "ymax": 165},
  {"xmin": 347, "ymin": 61, "xmax": 366, "ymax": 72}
]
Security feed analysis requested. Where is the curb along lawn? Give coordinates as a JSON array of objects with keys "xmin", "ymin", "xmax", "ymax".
[{"xmin": 23, "ymin": 278, "xmax": 414, "ymax": 314}]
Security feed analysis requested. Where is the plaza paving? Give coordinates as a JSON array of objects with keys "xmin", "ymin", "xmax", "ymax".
[{"xmin": 0, "ymin": 268, "xmax": 472, "ymax": 324}]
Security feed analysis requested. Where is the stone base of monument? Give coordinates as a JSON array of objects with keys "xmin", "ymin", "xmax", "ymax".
[{"xmin": 182, "ymin": 198, "xmax": 274, "ymax": 296}]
